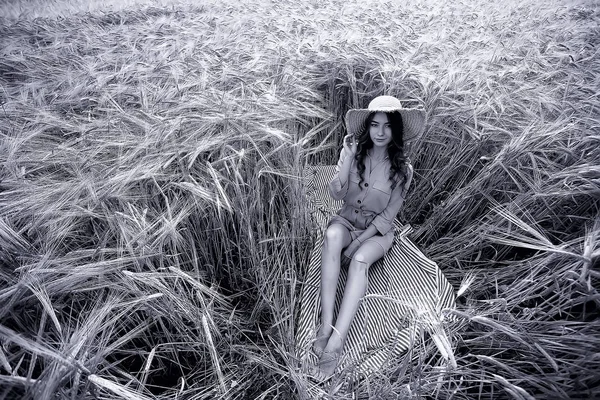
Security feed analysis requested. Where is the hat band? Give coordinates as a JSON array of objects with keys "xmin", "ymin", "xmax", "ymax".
[{"xmin": 369, "ymin": 106, "xmax": 403, "ymax": 112}]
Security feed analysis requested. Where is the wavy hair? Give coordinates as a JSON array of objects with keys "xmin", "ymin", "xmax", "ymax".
[{"xmin": 355, "ymin": 111, "xmax": 410, "ymax": 192}]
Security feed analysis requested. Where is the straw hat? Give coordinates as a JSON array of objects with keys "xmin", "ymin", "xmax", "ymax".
[{"xmin": 345, "ymin": 95, "xmax": 426, "ymax": 150}]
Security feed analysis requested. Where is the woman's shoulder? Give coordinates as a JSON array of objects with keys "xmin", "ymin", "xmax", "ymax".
[
  {"xmin": 389, "ymin": 159, "xmax": 412, "ymax": 175},
  {"xmin": 388, "ymin": 161, "xmax": 412, "ymax": 193}
]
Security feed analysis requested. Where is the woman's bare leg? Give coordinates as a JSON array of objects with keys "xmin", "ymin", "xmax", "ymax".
[
  {"xmin": 315, "ymin": 224, "xmax": 352, "ymax": 355},
  {"xmin": 317, "ymin": 241, "xmax": 384, "ymax": 378}
]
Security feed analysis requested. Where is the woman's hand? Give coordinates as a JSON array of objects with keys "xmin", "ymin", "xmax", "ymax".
[
  {"xmin": 342, "ymin": 239, "xmax": 362, "ymax": 260},
  {"xmin": 342, "ymin": 134, "xmax": 358, "ymax": 156}
]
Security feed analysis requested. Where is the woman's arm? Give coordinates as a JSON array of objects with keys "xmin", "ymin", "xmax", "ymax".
[
  {"xmin": 336, "ymin": 147, "xmax": 353, "ymax": 188},
  {"xmin": 370, "ymin": 164, "xmax": 413, "ymax": 236},
  {"xmin": 328, "ymin": 137, "xmax": 356, "ymax": 200}
]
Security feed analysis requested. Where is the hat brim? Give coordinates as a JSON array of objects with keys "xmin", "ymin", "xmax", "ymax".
[{"xmin": 345, "ymin": 108, "xmax": 426, "ymax": 152}]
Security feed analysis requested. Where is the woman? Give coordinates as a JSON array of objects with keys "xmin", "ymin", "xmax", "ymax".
[{"xmin": 313, "ymin": 95, "xmax": 426, "ymax": 379}]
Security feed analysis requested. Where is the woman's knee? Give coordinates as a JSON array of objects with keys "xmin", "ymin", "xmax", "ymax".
[
  {"xmin": 349, "ymin": 252, "xmax": 370, "ymax": 274},
  {"xmin": 323, "ymin": 225, "xmax": 347, "ymax": 249}
]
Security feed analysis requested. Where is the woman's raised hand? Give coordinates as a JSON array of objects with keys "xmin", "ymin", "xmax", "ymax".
[{"xmin": 343, "ymin": 134, "xmax": 358, "ymax": 156}]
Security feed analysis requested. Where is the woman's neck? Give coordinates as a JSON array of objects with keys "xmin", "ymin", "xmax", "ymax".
[{"xmin": 369, "ymin": 147, "xmax": 387, "ymax": 160}]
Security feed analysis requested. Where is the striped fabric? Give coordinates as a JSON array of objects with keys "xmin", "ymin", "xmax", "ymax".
[{"xmin": 296, "ymin": 165, "xmax": 456, "ymax": 375}]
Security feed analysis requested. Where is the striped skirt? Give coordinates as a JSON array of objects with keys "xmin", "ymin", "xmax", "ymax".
[{"xmin": 296, "ymin": 165, "xmax": 456, "ymax": 375}]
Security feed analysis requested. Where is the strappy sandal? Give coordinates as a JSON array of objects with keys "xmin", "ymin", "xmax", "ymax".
[{"xmin": 312, "ymin": 335, "xmax": 329, "ymax": 358}]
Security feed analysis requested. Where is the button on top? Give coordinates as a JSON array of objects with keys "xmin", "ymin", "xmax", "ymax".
[
  {"xmin": 354, "ymin": 210, "xmax": 359, "ymax": 213},
  {"xmin": 364, "ymin": 183, "xmax": 369, "ymax": 187},
  {"xmin": 357, "ymin": 200, "xmax": 362, "ymax": 204}
]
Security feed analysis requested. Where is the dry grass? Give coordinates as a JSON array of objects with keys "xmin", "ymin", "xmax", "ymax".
[{"xmin": 0, "ymin": 0, "xmax": 599, "ymax": 398}]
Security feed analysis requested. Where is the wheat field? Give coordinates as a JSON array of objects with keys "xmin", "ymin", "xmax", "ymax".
[{"xmin": 0, "ymin": 0, "xmax": 599, "ymax": 398}]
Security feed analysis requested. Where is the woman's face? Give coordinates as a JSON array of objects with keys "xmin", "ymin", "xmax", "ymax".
[{"xmin": 369, "ymin": 112, "xmax": 392, "ymax": 148}]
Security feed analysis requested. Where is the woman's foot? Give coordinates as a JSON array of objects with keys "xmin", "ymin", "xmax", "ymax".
[
  {"xmin": 315, "ymin": 332, "xmax": 344, "ymax": 380},
  {"xmin": 312, "ymin": 325, "xmax": 332, "ymax": 357}
]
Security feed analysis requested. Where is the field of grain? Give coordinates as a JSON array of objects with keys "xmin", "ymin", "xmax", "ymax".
[{"xmin": 1, "ymin": 0, "xmax": 599, "ymax": 398}]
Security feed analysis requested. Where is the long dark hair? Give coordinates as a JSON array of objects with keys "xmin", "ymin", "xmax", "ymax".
[{"xmin": 355, "ymin": 111, "xmax": 410, "ymax": 191}]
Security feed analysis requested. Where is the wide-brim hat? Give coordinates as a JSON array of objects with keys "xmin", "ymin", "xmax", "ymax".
[{"xmin": 345, "ymin": 95, "xmax": 426, "ymax": 151}]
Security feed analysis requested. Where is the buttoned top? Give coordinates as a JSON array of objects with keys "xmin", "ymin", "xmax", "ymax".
[{"xmin": 328, "ymin": 147, "xmax": 412, "ymax": 235}]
